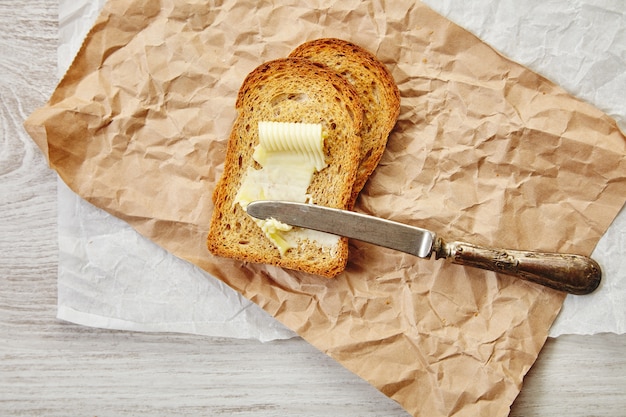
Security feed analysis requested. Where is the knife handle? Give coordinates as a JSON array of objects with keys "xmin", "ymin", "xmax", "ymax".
[{"xmin": 432, "ymin": 239, "xmax": 601, "ymax": 295}]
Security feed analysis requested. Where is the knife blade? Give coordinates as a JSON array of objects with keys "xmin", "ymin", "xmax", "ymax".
[{"xmin": 245, "ymin": 200, "xmax": 601, "ymax": 295}]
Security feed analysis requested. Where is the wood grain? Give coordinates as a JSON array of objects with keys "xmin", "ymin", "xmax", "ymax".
[{"xmin": 1, "ymin": 1, "xmax": 624, "ymax": 416}]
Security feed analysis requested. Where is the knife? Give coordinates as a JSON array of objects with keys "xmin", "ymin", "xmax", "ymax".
[{"xmin": 246, "ymin": 200, "xmax": 601, "ymax": 295}]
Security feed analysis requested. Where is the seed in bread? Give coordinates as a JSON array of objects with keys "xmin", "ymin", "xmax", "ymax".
[
  {"xmin": 289, "ymin": 38, "xmax": 401, "ymax": 205},
  {"xmin": 207, "ymin": 58, "xmax": 364, "ymax": 278}
]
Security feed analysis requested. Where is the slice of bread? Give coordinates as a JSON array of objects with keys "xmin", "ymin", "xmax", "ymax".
[
  {"xmin": 289, "ymin": 38, "xmax": 401, "ymax": 205},
  {"xmin": 207, "ymin": 58, "xmax": 364, "ymax": 277}
]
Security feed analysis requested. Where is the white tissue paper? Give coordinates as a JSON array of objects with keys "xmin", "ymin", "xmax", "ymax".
[
  {"xmin": 56, "ymin": 0, "xmax": 295, "ymax": 341},
  {"xmin": 56, "ymin": 0, "xmax": 625, "ymax": 339}
]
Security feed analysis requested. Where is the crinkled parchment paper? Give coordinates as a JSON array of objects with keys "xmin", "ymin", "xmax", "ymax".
[
  {"xmin": 26, "ymin": 0, "xmax": 626, "ymax": 416},
  {"xmin": 427, "ymin": 0, "xmax": 626, "ymax": 338}
]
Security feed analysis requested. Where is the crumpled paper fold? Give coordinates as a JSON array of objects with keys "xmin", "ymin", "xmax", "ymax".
[{"xmin": 26, "ymin": 1, "xmax": 626, "ymax": 416}]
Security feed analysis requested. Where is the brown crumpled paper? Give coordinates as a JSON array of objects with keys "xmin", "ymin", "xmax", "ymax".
[{"xmin": 25, "ymin": 0, "xmax": 626, "ymax": 416}]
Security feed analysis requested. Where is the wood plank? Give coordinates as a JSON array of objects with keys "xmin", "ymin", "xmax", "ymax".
[{"xmin": 1, "ymin": 1, "xmax": 624, "ymax": 416}]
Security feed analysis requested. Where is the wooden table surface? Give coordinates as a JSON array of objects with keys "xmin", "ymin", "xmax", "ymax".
[{"xmin": 1, "ymin": 1, "xmax": 624, "ymax": 416}]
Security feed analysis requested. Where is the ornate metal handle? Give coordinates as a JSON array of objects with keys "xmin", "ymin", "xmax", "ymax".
[{"xmin": 432, "ymin": 238, "xmax": 601, "ymax": 295}]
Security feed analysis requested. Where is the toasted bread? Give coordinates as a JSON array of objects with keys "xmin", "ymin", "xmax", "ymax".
[
  {"xmin": 207, "ymin": 58, "xmax": 364, "ymax": 277},
  {"xmin": 289, "ymin": 38, "xmax": 400, "ymax": 204}
]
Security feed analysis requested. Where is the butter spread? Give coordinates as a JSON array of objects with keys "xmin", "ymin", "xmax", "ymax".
[{"xmin": 235, "ymin": 121, "xmax": 338, "ymax": 255}]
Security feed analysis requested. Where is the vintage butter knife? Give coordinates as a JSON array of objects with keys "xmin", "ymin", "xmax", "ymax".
[{"xmin": 246, "ymin": 200, "xmax": 601, "ymax": 295}]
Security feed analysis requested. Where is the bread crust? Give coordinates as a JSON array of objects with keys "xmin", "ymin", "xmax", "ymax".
[
  {"xmin": 207, "ymin": 58, "xmax": 364, "ymax": 277},
  {"xmin": 289, "ymin": 38, "xmax": 401, "ymax": 205}
]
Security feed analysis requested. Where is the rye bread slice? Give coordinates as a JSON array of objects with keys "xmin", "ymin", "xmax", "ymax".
[
  {"xmin": 207, "ymin": 58, "xmax": 364, "ymax": 278},
  {"xmin": 289, "ymin": 38, "xmax": 401, "ymax": 205}
]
